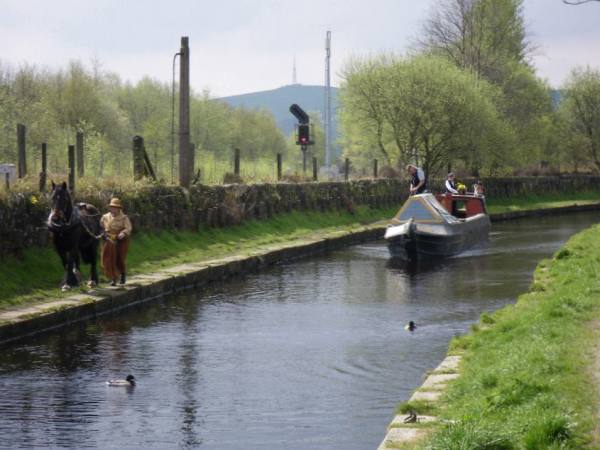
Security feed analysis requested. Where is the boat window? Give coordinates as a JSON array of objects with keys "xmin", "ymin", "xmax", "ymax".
[
  {"xmin": 397, "ymin": 201, "xmax": 436, "ymax": 221},
  {"xmin": 424, "ymin": 196, "xmax": 460, "ymax": 224}
]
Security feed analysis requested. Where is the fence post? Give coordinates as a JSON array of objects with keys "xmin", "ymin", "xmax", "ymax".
[
  {"xmin": 133, "ymin": 136, "xmax": 144, "ymax": 180},
  {"xmin": 313, "ymin": 157, "xmax": 318, "ymax": 181},
  {"xmin": 189, "ymin": 142, "xmax": 195, "ymax": 185},
  {"xmin": 345, "ymin": 158, "xmax": 350, "ymax": 181},
  {"xmin": 277, "ymin": 153, "xmax": 282, "ymax": 181},
  {"xmin": 17, "ymin": 123, "xmax": 26, "ymax": 178},
  {"xmin": 40, "ymin": 143, "xmax": 47, "ymax": 192},
  {"xmin": 373, "ymin": 159, "xmax": 378, "ymax": 178},
  {"xmin": 234, "ymin": 148, "xmax": 240, "ymax": 176},
  {"xmin": 5, "ymin": 173, "xmax": 9, "ymax": 190},
  {"xmin": 68, "ymin": 145, "xmax": 75, "ymax": 192},
  {"xmin": 76, "ymin": 131, "xmax": 84, "ymax": 177}
]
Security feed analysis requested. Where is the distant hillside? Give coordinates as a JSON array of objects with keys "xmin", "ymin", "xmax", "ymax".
[{"xmin": 218, "ymin": 84, "xmax": 340, "ymax": 139}]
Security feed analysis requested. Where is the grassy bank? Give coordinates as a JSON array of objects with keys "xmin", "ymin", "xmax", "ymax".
[
  {"xmin": 487, "ymin": 191, "xmax": 600, "ymax": 214},
  {"xmin": 0, "ymin": 205, "xmax": 396, "ymax": 310},
  {"xmin": 414, "ymin": 224, "xmax": 600, "ymax": 448}
]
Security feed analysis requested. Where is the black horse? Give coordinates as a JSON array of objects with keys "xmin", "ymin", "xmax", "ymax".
[{"xmin": 47, "ymin": 181, "xmax": 101, "ymax": 290}]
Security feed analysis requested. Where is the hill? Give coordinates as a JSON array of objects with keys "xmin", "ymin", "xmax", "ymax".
[{"xmin": 218, "ymin": 84, "xmax": 340, "ymax": 140}]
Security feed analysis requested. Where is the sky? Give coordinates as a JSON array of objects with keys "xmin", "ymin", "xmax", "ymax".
[{"xmin": 1, "ymin": 0, "xmax": 599, "ymax": 97}]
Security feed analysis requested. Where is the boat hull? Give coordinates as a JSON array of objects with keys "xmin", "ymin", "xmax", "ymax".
[{"xmin": 387, "ymin": 214, "xmax": 490, "ymax": 259}]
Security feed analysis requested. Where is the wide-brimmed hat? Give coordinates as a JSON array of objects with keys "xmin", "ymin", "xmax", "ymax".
[{"xmin": 109, "ymin": 198, "xmax": 123, "ymax": 208}]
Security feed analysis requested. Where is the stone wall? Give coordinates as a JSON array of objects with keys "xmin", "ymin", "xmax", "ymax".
[{"xmin": 2, "ymin": 175, "xmax": 599, "ymax": 259}]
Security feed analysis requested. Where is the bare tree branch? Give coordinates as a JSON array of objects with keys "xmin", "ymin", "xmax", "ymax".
[{"xmin": 563, "ymin": 0, "xmax": 600, "ymax": 4}]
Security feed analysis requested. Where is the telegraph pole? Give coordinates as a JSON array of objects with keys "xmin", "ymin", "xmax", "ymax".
[
  {"xmin": 179, "ymin": 36, "xmax": 191, "ymax": 188},
  {"xmin": 324, "ymin": 30, "xmax": 332, "ymax": 169}
]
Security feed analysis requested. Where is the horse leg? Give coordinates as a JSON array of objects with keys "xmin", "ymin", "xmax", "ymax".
[
  {"xmin": 64, "ymin": 251, "xmax": 79, "ymax": 288},
  {"xmin": 73, "ymin": 252, "xmax": 82, "ymax": 285},
  {"xmin": 58, "ymin": 249, "xmax": 70, "ymax": 290}
]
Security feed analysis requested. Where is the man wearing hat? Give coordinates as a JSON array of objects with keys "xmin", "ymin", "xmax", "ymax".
[
  {"xmin": 445, "ymin": 172, "xmax": 459, "ymax": 194},
  {"xmin": 100, "ymin": 198, "xmax": 133, "ymax": 286}
]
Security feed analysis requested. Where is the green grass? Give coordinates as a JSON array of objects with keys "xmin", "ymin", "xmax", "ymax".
[
  {"xmin": 0, "ymin": 205, "xmax": 396, "ymax": 311},
  {"xmin": 487, "ymin": 191, "xmax": 600, "ymax": 214},
  {"xmin": 419, "ymin": 224, "xmax": 600, "ymax": 449}
]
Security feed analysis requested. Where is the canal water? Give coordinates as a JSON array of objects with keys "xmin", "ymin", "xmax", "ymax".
[{"xmin": 1, "ymin": 212, "xmax": 599, "ymax": 449}]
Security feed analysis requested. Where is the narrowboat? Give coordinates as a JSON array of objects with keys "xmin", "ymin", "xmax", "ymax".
[{"xmin": 384, "ymin": 193, "xmax": 490, "ymax": 259}]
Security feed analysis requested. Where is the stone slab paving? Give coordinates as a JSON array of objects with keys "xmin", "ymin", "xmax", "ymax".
[
  {"xmin": 420, "ymin": 373, "xmax": 460, "ymax": 389},
  {"xmin": 390, "ymin": 414, "xmax": 437, "ymax": 426},
  {"xmin": 377, "ymin": 427, "xmax": 426, "ymax": 450},
  {"xmin": 433, "ymin": 355, "xmax": 461, "ymax": 373},
  {"xmin": 409, "ymin": 390, "xmax": 442, "ymax": 402},
  {"xmin": 377, "ymin": 355, "xmax": 462, "ymax": 449}
]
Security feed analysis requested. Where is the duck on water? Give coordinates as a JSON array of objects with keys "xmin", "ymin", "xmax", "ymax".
[
  {"xmin": 106, "ymin": 375, "xmax": 136, "ymax": 387},
  {"xmin": 384, "ymin": 192, "xmax": 490, "ymax": 260}
]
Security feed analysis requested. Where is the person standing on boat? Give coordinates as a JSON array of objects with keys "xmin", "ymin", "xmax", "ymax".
[
  {"xmin": 101, "ymin": 198, "xmax": 132, "ymax": 286},
  {"xmin": 445, "ymin": 172, "xmax": 459, "ymax": 194},
  {"xmin": 407, "ymin": 164, "xmax": 427, "ymax": 195}
]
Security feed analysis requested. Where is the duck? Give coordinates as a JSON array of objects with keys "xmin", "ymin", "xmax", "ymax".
[
  {"xmin": 403, "ymin": 411, "xmax": 418, "ymax": 423},
  {"xmin": 404, "ymin": 321, "xmax": 417, "ymax": 332},
  {"xmin": 106, "ymin": 374, "xmax": 135, "ymax": 387}
]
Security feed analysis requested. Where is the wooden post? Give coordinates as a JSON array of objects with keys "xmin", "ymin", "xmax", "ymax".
[
  {"xmin": 373, "ymin": 159, "xmax": 378, "ymax": 178},
  {"xmin": 142, "ymin": 142, "xmax": 157, "ymax": 181},
  {"xmin": 178, "ymin": 36, "xmax": 191, "ymax": 188},
  {"xmin": 76, "ymin": 131, "xmax": 84, "ymax": 177},
  {"xmin": 189, "ymin": 142, "xmax": 195, "ymax": 184},
  {"xmin": 312, "ymin": 157, "xmax": 318, "ymax": 181},
  {"xmin": 133, "ymin": 135, "xmax": 144, "ymax": 180},
  {"xmin": 40, "ymin": 143, "xmax": 47, "ymax": 192},
  {"xmin": 17, "ymin": 124, "xmax": 26, "ymax": 178},
  {"xmin": 68, "ymin": 145, "xmax": 75, "ymax": 192},
  {"xmin": 277, "ymin": 153, "xmax": 282, "ymax": 181},
  {"xmin": 345, "ymin": 158, "xmax": 350, "ymax": 181},
  {"xmin": 234, "ymin": 148, "xmax": 240, "ymax": 176},
  {"xmin": 4, "ymin": 173, "xmax": 9, "ymax": 190}
]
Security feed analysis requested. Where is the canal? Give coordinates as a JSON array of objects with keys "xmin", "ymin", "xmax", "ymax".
[{"xmin": 1, "ymin": 212, "xmax": 599, "ymax": 449}]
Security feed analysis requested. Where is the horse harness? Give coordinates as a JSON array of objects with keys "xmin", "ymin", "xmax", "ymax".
[{"xmin": 48, "ymin": 203, "xmax": 103, "ymax": 240}]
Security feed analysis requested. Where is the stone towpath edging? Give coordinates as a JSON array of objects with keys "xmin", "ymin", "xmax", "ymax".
[
  {"xmin": 0, "ymin": 225, "xmax": 385, "ymax": 345},
  {"xmin": 377, "ymin": 355, "xmax": 462, "ymax": 449}
]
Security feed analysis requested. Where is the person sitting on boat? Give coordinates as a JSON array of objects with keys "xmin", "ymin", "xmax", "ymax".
[
  {"xmin": 407, "ymin": 164, "xmax": 427, "ymax": 195},
  {"xmin": 445, "ymin": 172, "xmax": 459, "ymax": 194}
]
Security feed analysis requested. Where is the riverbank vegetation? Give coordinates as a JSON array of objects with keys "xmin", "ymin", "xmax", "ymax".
[
  {"xmin": 0, "ymin": 205, "xmax": 395, "ymax": 311},
  {"xmin": 416, "ymin": 224, "xmax": 600, "ymax": 448},
  {"xmin": 486, "ymin": 190, "xmax": 600, "ymax": 214}
]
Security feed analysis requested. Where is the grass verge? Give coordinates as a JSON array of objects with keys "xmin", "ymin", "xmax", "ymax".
[
  {"xmin": 420, "ymin": 224, "xmax": 600, "ymax": 449},
  {"xmin": 0, "ymin": 206, "xmax": 396, "ymax": 311},
  {"xmin": 487, "ymin": 191, "xmax": 600, "ymax": 214}
]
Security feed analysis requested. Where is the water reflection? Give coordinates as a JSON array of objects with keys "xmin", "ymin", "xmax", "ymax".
[{"xmin": 0, "ymin": 213, "xmax": 598, "ymax": 449}]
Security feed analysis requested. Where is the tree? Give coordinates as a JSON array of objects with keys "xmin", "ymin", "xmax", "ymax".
[
  {"xmin": 558, "ymin": 67, "xmax": 600, "ymax": 172},
  {"xmin": 340, "ymin": 54, "xmax": 512, "ymax": 176},
  {"xmin": 563, "ymin": 0, "xmax": 600, "ymax": 4},
  {"xmin": 417, "ymin": 0, "xmax": 530, "ymax": 83}
]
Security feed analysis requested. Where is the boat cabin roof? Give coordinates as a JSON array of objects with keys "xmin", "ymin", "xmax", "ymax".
[{"xmin": 393, "ymin": 193, "xmax": 487, "ymax": 224}]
